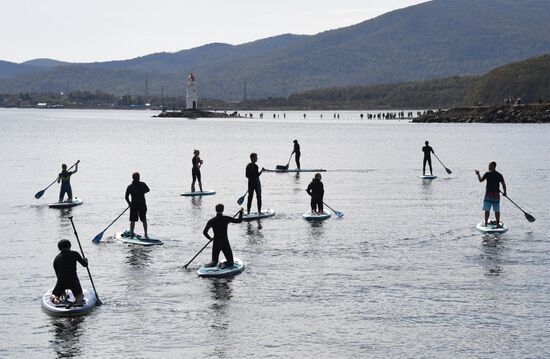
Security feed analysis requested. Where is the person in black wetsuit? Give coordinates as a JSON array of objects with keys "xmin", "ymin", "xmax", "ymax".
[
  {"xmin": 475, "ymin": 161, "xmax": 507, "ymax": 227},
  {"xmin": 51, "ymin": 239, "xmax": 88, "ymax": 305},
  {"xmin": 57, "ymin": 161, "xmax": 79, "ymax": 202},
  {"xmin": 191, "ymin": 149, "xmax": 203, "ymax": 192},
  {"xmin": 203, "ymin": 204, "xmax": 244, "ymax": 268},
  {"xmin": 422, "ymin": 141, "xmax": 434, "ymax": 175},
  {"xmin": 245, "ymin": 153, "xmax": 264, "ymax": 214},
  {"xmin": 292, "ymin": 140, "xmax": 301, "ymax": 170},
  {"xmin": 125, "ymin": 172, "xmax": 150, "ymax": 238},
  {"xmin": 306, "ymin": 173, "xmax": 324, "ymax": 213}
]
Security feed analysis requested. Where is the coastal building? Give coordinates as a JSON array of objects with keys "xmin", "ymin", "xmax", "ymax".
[{"xmin": 186, "ymin": 73, "xmax": 198, "ymax": 110}]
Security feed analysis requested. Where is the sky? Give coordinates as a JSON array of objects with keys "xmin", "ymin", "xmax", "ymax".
[{"xmin": 1, "ymin": 0, "xmax": 427, "ymax": 64}]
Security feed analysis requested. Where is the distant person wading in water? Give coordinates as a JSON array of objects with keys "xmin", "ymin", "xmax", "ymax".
[
  {"xmin": 191, "ymin": 149, "xmax": 203, "ymax": 192},
  {"xmin": 422, "ymin": 141, "xmax": 434, "ymax": 175},
  {"xmin": 245, "ymin": 153, "xmax": 264, "ymax": 214},
  {"xmin": 292, "ymin": 140, "xmax": 301, "ymax": 170},
  {"xmin": 57, "ymin": 161, "xmax": 79, "ymax": 202},
  {"xmin": 475, "ymin": 162, "xmax": 507, "ymax": 227}
]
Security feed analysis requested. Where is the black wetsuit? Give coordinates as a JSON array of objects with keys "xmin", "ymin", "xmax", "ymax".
[
  {"xmin": 293, "ymin": 142, "xmax": 301, "ymax": 169},
  {"xmin": 306, "ymin": 178, "xmax": 324, "ymax": 212},
  {"xmin": 191, "ymin": 155, "xmax": 201, "ymax": 190},
  {"xmin": 58, "ymin": 169, "xmax": 76, "ymax": 202},
  {"xmin": 246, "ymin": 163, "xmax": 262, "ymax": 213},
  {"xmin": 483, "ymin": 170, "xmax": 504, "ymax": 201},
  {"xmin": 52, "ymin": 249, "xmax": 88, "ymax": 297},
  {"xmin": 203, "ymin": 212, "xmax": 243, "ymax": 265},
  {"xmin": 422, "ymin": 145, "xmax": 434, "ymax": 174},
  {"xmin": 125, "ymin": 180, "xmax": 150, "ymax": 222}
]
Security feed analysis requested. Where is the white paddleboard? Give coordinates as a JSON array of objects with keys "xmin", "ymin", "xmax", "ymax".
[
  {"xmin": 476, "ymin": 222, "xmax": 508, "ymax": 234},
  {"xmin": 116, "ymin": 231, "xmax": 164, "ymax": 246},
  {"xmin": 49, "ymin": 198, "xmax": 83, "ymax": 208},
  {"xmin": 266, "ymin": 169, "xmax": 327, "ymax": 173},
  {"xmin": 419, "ymin": 175, "xmax": 437, "ymax": 180},
  {"xmin": 181, "ymin": 190, "xmax": 216, "ymax": 197},
  {"xmin": 197, "ymin": 258, "xmax": 245, "ymax": 278},
  {"xmin": 242, "ymin": 209, "xmax": 276, "ymax": 221},
  {"xmin": 302, "ymin": 211, "xmax": 332, "ymax": 221},
  {"xmin": 41, "ymin": 288, "xmax": 96, "ymax": 317}
]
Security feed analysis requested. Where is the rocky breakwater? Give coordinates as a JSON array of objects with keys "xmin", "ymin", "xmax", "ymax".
[
  {"xmin": 154, "ymin": 109, "xmax": 243, "ymax": 119},
  {"xmin": 413, "ymin": 104, "xmax": 550, "ymax": 123}
]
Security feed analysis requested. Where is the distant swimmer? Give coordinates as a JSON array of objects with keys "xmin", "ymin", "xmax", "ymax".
[
  {"xmin": 202, "ymin": 204, "xmax": 244, "ymax": 268},
  {"xmin": 475, "ymin": 162, "xmax": 507, "ymax": 227},
  {"xmin": 125, "ymin": 172, "xmax": 150, "ymax": 238},
  {"xmin": 292, "ymin": 140, "xmax": 301, "ymax": 170},
  {"xmin": 57, "ymin": 161, "xmax": 79, "ymax": 202},
  {"xmin": 306, "ymin": 173, "xmax": 324, "ymax": 214},
  {"xmin": 245, "ymin": 153, "xmax": 264, "ymax": 214},
  {"xmin": 422, "ymin": 141, "xmax": 435, "ymax": 175},
  {"xmin": 191, "ymin": 149, "xmax": 204, "ymax": 192},
  {"xmin": 50, "ymin": 239, "xmax": 88, "ymax": 305}
]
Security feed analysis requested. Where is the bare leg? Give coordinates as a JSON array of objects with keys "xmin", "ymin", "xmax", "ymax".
[
  {"xmin": 495, "ymin": 212, "xmax": 500, "ymax": 226},
  {"xmin": 484, "ymin": 211, "xmax": 490, "ymax": 226},
  {"xmin": 130, "ymin": 221, "xmax": 136, "ymax": 235},
  {"xmin": 74, "ymin": 293, "xmax": 85, "ymax": 305},
  {"xmin": 143, "ymin": 220, "xmax": 148, "ymax": 238}
]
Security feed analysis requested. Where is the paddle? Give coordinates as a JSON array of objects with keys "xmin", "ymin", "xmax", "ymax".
[
  {"xmin": 276, "ymin": 153, "xmax": 293, "ymax": 170},
  {"xmin": 323, "ymin": 201, "xmax": 344, "ymax": 217},
  {"xmin": 34, "ymin": 160, "xmax": 79, "ymax": 199},
  {"xmin": 237, "ymin": 190, "xmax": 248, "ymax": 206},
  {"xmin": 68, "ymin": 216, "xmax": 103, "ymax": 306},
  {"xmin": 92, "ymin": 206, "xmax": 130, "ymax": 243},
  {"xmin": 433, "ymin": 153, "xmax": 452, "ymax": 175},
  {"xmin": 183, "ymin": 210, "xmax": 241, "ymax": 269},
  {"xmin": 501, "ymin": 191, "xmax": 536, "ymax": 222}
]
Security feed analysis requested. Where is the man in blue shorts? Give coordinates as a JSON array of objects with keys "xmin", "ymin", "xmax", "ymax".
[
  {"xmin": 475, "ymin": 161, "xmax": 507, "ymax": 227},
  {"xmin": 125, "ymin": 172, "xmax": 150, "ymax": 238}
]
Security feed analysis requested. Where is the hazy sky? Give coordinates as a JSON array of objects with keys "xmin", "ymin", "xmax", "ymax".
[{"xmin": 1, "ymin": 0, "xmax": 427, "ymax": 63}]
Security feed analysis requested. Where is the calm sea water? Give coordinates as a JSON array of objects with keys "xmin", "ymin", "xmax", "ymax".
[{"xmin": 0, "ymin": 108, "xmax": 549, "ymax": 358}]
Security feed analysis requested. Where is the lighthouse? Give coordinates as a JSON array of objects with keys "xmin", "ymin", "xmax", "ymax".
[{"xmin": 186, "ymin": 73, "xmax": 198, "ymax": 110}]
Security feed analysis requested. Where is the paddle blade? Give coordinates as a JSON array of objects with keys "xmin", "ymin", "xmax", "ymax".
[
  {"xmin": 445, "ymin": 168, "xmax": 452, "ymax": 175},
  {"xmin": 34, "ymin": 189, "xmax": 45, "ymax": 199},
  {"xmin": 276, "ymin": 165, "xmax": 289, "ymax": 170},
  {"xmin": 92, "ymin": 232, "xmax": 104, "ymax": 243},
  {"xmin": 96, "ymin": 298, "xmax": 103, "ymax": 306},
  {"xmin": 334, "ymin": 210, "xmax": 344, "ymax": 218},
  {"xmin": 237, "ymin": 195, "xmax": 246, "ymax": 206},
  {"xmin": 525, "ymin": 213, "xmax": 536, "ymax": 222}
]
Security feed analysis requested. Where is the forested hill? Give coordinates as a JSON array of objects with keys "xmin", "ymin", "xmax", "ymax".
[{"xmin": 1, "ymin": 0, "xmax": 550, "ymax": 100}]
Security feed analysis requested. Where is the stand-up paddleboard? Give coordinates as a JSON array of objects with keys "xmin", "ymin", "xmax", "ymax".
[
  {"xmin": 476, "ymin": 222, "xmax": 508, "ymax": 234},
  {"xmin": 419, "ymin": 174, "xmax": 437, "ymax": 180},
  {"xmin": 41, "ymin": 288, "xmax": 96, "ymax": 316},
  {"xmin": 197, "ymin": 258, "xmax": 245, "ymax": 278},
  {"xmin": 243, "ymin": 209, "xmax": 276, "ymax": 221},
  {"xmin": 116, "ymin": 230, "xmax": 163, "ymax": 246},
  {"xmin": 181, "ymin": 190, "xmax": 216, "ymax": 197},
  {"xmin": 303, "ymin": 211, "xmax": 332, "ymax": 221},
  {"xmin": 265, "ymin": 169, "xmax": 327, "ymax": 173},
  {"xmin": 49, "ymin": 198, "xmax": 83, "ymax": 209}
]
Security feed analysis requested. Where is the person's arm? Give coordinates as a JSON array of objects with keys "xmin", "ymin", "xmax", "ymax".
[
  {"xmin": 259, "ymin": 167, "xmax": 264, "ymax": 176},
  {"xmin": 75, "ymin": 252, "xmax": 88, "ymax": 267},
  {"xmin": 144, "ymin": 183, "xmax": 150, "ymax": 194},
  {"xmin": 203, "ymin": 220, "xmax": 213, "ymax": 240},
  {"xmin": 125, "ymin": 187, "xmax": 131, "ymax": 206},
  {"xmin": 431, "ymin": 147, "xmax": 435, "ymax": 154},
  {"xmin": 501, "ymin": 177, "xmax": 507, "ymax": 197},
  {"xmin": 475, "ymin": 170, "xmax": 485, "ymax": 182},
  {"xmin": 306, "ymin": 183, "xmax": 312, "ymax": 196},
  {"xmin": 57, "ymin": 175, "xmax": 61, "ymax": 184},
  {"xmin": 73, "ymin": 161, "xmax": 79, "ymax": 174},
  {"xmin": 230, "ymin": 209, "xmax": 244, "ymax": 224}
]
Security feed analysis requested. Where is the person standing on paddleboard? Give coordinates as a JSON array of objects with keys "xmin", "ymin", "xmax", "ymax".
[
  {"xmin": 422, "ymin": 141, "xmax": 434, "ymax": 176},
  {"xmin": 191, "ymin": 149, "xmax": 203, "ymax": 192},
  {"xmin": 246, "ymin": 153, "xmax": 264, "ymax": 214},
  {"xmin": 306, "ymin": 173, "xmax": 324, "ymax": 214},
  {"xmin": 57, "ymin": 161, "xmax": 79, "ymax": 202},
  {"xmin": 203, "ymin": 204, "xmax": 244, "ymax": 268},
  {"xmin": 51, "ymin": 239, "xmax": 88, "ymax": 305},
  {"xmin": 475, "ymin": 161, "xmax": 507, "ymax": 227},
  {"xmin": 292, "ymin": 140, "xmax": 301, "ymax": 170},
  {"xmin": 125, "ymin": 172, "xmax": 150, "ymax": 238}
]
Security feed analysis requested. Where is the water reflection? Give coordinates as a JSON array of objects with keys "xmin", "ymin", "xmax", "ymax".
[
  {"xmin": 191, "ymin": 196, "xmax": 202, "ymax": 211},
  {"xmin": 246, "ymin": 222, "xmax": 264, "ymax": 244},
  {"xmin": 126, "ymin": 247, "xmax": 151, "ymax": 268},
  {"xmin": 480, "ymin": 234, "xmax": 504, "ymax": 276},
  {"xmin": 308, "ymin": 221, "xmax": 326, "ymax": 238},
  {"xmin": 50, "ymin": 316, "xmax": 85, "ymax": 358},
  {"xmin": 208, "ymin": 278, "xmax": 234, "ymax": 357}
]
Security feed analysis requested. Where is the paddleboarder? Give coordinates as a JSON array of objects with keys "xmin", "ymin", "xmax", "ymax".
[
  {"xmin": 203, "ymin": 204, "xmax": 244, "ymax": 268},
  {"xmin": 51, "ymin": 239, "xmax": 88, "ymax": 305},
  {"xmin": 306, "ymin": 173, "xmax": 324, "ymax": 213},
  {"xmin": 246, "ymin": 153, "xmax": 264, "ymax": 214},
  {"xmin": 475, "ymin": 161, "xmax": 507, "ymax": 227},
  {"xmin": 125, "ymin": 172, "xmax": 150, "ymax": 238},
  {"xmin": 57, "ymin": 161, "xmax": 79, "ymax": 202},
  {"xmin": 422, "ymin": 141, "xmax": 434, "ymax": 175},
  {"xmin": 191, "ymin": 149, "xmax": 203, "ymax": 192},
  {"xmin": 292, "ymin": 140, "xmax": 301, "ymax": 170}
]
